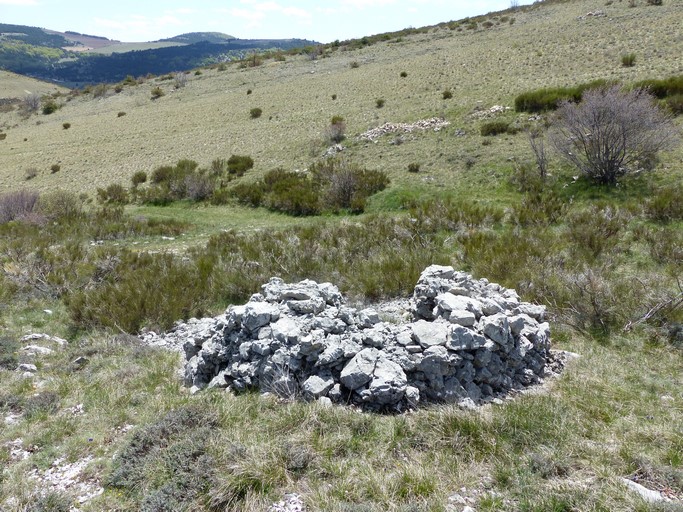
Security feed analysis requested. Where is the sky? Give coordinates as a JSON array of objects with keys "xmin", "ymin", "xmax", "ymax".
[{"xmin": 0, "ymin": 0, "xmax": 533, "ymax": 43}]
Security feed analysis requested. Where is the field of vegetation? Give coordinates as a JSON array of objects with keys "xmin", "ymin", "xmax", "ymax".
[{"xmin": 1, "ymin": 0, "xmax": 682, "ymax": 510}]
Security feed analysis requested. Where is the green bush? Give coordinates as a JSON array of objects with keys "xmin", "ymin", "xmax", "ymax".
[
  {"xmin": 375, "ymin": 98, "xmax": 385, "ymax": 108},
  {"xmin": 227, "ymin": 155, "xmax": 254, "ymax": 176},
  {"xmin": 62, "ymin": 122, "xmax": 71, "ymax": 130},
  {"xmin": 481, "ymin": 120, "xmax": 513, "ymax": 136},
  {"xmin": 327, "ymin": 116, "xmax": 346, "ymax": 144},
  {"xmin": 250, "ymin": 107, "xmax": 263, "ymax": 119},
  {"xmin": 97, "ymin": 184, "xmax": 129, "ymax": 205},
  {"xmin": 38, "ymin": 190, "xmax": 82, "ymax": 221},
  {"xmin": 442, "ymin": 89, "xmax": 453, "ymax": 99},
  {"xmin": 42, "ymin": 99, "xmax": 60, "ymax": 115},
  {"xmin": 131, "ymin": 171, "xmax": 147, "ymax": 187},
  {"xmin": 633, "ymin": 75, "xmax": 683, "ymax": 99},
  {"xmin": 514, "ymin": 79, "xmax": 610, "ymax": 113},
  {"xmin": 407, "ymin": 163, "xmax": 421, "ymax": 173},
  {"xmin": 665, "ymin": 94, "xmax": 683, "ymax": 115},
  {"xmin": 50, "ymin": 164, "xmax": 61, "ymax": 174},
  {"xmin": 150, "ymin": 86, "xmax": 165, "ymax": 100},
  {"xmin": 231, "ymin": 181, "xmax": 265, "ymax": 207},
  {"xmin": 400, "ymin": 71, "xmax": 408, "ymax": 78}
]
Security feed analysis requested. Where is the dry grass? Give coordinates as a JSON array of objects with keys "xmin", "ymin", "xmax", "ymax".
[{"xmin": 0, "ymin": 0, "xmax": 681, "ymax": 197}]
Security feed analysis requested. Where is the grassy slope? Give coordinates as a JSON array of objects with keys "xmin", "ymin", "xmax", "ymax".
[
  {"xmin": 0, "ymin": 70, "xmax": 69, "ymax": 99},
  {"xmin": 1, "ymin": 1, "xmax": 683, "ymax": 511},
  {"xmin": 0, "ymin": 0, "xmax": 681, "ymax": 200}
]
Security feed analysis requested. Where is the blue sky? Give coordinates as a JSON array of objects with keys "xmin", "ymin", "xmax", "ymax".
[{"xmin": 1, "ymin": 0, "xmax": 533, "ymax": 43}]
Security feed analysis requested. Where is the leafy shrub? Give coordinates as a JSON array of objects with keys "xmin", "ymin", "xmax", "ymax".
[
  {"xmin": 514, "ymin": 79, "xmax": 610, "ymax": 113},
  {"xmin": 150, "ymin": 86, "xmax": 165, "ymax": 100},
  {"xmin": 50, "ymin": 164, "xmax": 61, "ymax": 174},
  {"xmin": 246, "ymin": 89, "xmax": 252, "ymax": 95},
  {"xmin": 42, "ymin": 99, "xmax": 60, "ymax": 115},
  {"xmin": 442, "ymin": 89, "xmax": 453, "ymax": 99},
  {"xmin": 407, "ymin": 163, "xmax": 421, "ymax": 173},
  {"xmin": 645, "ymin": 183, "xmax": 683, "ymax": 222},
  {"xmin": 231, "ymin": 181, "xmax": 265, "ymax": 207},
  {"xmin": 97, "ymin": 184, "xmax": 129, "ymax": 205},
  {"xmin": 227, "ymin": 155, "xmax": 254, "ymax": 176},
  {"xmin": 38, "ymin": 190, "xmax": 82, "ymax": 221},
  {"xmin": 375, "ymin": 98, "xmax": 385, "ymax": 108},
  {"xmin": 62, "ymin": 122, "xmax": 71, "ymax": 130},
  {"xmin": 565, "ymin": 204, "xmax": 627, "ymax": 260},
  {"xmin": 331, "ymin": 94, "xmax": 337, "ymax": 100},
  {"xmin": 327, "ymin": 116, "xmax": 346, "ymax": 144},
  {"xmin": 250, "ymin": 107, "xmax": 263, "ymax": 119},
  {"xmin": 400, "ymin": 71, "xmax": 408, "ymax": 78},
  {"xmin": 481, "ymin": 120, "xmax": 513, "ymax": 136},
  {"xmin": 634, "ymin": 75, "xmax": 683, "ymax": 99},
  {"xmin": 131, "ymin": 171, "xmax": 147, "ymax": 187},
  {"xmin": 350, "ymin": 61, "xmax": 360, "ymax": 68},
  {"xmin": 117, "ymin": 111, "xmax": 126, "ymax": 117},
  {"xmin": 114, "ymin": 84, "xmax": 123, "ymax": 93},
  {"xmin": 621, "ymin": 53, "xmax": 636, "ymax": 67}
]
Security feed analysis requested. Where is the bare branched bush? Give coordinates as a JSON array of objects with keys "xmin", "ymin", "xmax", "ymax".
[
  {"xmin": 550, "ymin": 86, "xmax": 679, "ymax": 185},
  {"xmin": 527, "ymin": 128, "xmax": 549, "ymax": 181},
  {"xmin": 174, "ymin": 72, "xmax": 188, "ymax": 89},
  {"xmin": 22, "ymin": 93, "xmax": 41, "ymax": 113},
  {"xmin": 0, "ymin": 190, "xmax": 40, "ymax": 223}
]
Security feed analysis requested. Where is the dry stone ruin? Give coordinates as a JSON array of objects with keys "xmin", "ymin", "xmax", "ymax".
[{"xmin": 154, "ymin": 265, "xmax": 555, "ymax": 411}]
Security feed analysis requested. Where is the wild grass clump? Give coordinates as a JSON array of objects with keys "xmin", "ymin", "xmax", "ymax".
[
  {"xmin": 42, "ymin": 99, "xmax": 60, "ymax": 115},
  {"xmin": 50, "ymin": 164, "xmax": 61, "ymax": 174},
  {"xmin": 621, "ymin": 53, "xmax": 636, "ymax": 67},
  {"xmin": 97, "ymin": 183, "xmax": 129, "ymax": 205},
  {"xmin": 644, "ymin": 182, "xmax": 683, "ymax": 222},
  {"xmin": 250, "ymin": 107, "xmax": 263, "ymax": 119},
  {"xmin": 150, "ymin": 86, "xmax": 165, "ymax": 100},
  {"xmin": 62, "ymin": 122, "xmax": 71, "ymax": 130},
  {"xmin": 633, "ymin": 74, "xmax": 683, "ymax": 99}
]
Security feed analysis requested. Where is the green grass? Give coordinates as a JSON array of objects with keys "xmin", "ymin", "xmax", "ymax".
[{"xmin": 1, "ymin": 0, "xmax": 683, "ymax": 509}]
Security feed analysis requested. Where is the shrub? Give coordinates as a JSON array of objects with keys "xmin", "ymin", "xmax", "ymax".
[
  {"xmin": 634, "ymin": 75, "xmax": 683, "ymax": 99},
  {"xmin": 131, "ymin": 171, "xmax": 147, "ymax": 187},
  {"xmin": 42, "ymin": 99, "xmax": 60, "ymax": 115},
  {"xmin": 38, "ymin": 190, "xmax": 82, "ymax": 221},
  {"xmin": 231, "ymin": 181, "xmax": 264, "ymax": 207},
  {"xmin": 117, "ymin": 111, "xmax": 126, "ymax": 117},
  {"xmin": 25, "ymin": 167, "xmax": 38, "ymax": 180},
  {"xmin": 97, "ymin": 183, "xmax": 129, "ymax": 205},
  {"xmin": 621, "ymin": 53, "xmax": 636, "ymax": 67},
  {"xmin": 246, "ymin": 89, "xmax": 252, "ymax": 95},
  {"xmin": 514, "ymin": 79, "xmax": 610, "ymax": 113},
  {"xmin": 646, "ymin": 0, "xmax": 663, "ymax": 4},
  {"xmin": 375, "ymin": 98, "xmax": 385, "ymax": 108},
  {"xmin": 92, "ymin": 83, "xmax": 108, "ymax": 98},
  {"xmin": 174, "ymin": 72, "xmax": 188, "ymax": 89},
  {"xmin": 114, "ymin": 84, "xmax": 123, "ymax": 93},
  {"xmin": 550, "ymin": 86, "xmax": 680, "ymax": 185},
  {"xmin": 400, "ymin": 71, "xmax": 408, "ymax": 78},
  {"xmin": 62, "ymin": 122, "xmax": 71, "ymax": 130},
  {"xmin": 481, "ymin": 120, "xmax": 512, "ymax": 136},
  {"xmin": 407, "ymin": 163, "xmax": 421, "ymax": 173},
  {"xmin": 327, "ymin": 116, "xmax": 346, "ymax": 144},
  {"xmin": 0, "ymin": 190, "xmax": 40, "ymax": 223},
  {"xmin": 331, "ymin": 94, "xmax": 337, "ymax": 100},
  {"xmin": 151, "ymin": 87, "xmax": 165, "ymax": 100},
  {"xmin": 50, "ymin": 164, "xmax": 61, "ymax": 174},
  {"xmin": 227, "ymin": 155, "xmax": 254, "ymax": 176},
  {"xmin": 250, "ymin": 107, "xmax": 263, "ymax": 119},
  {"xmin": 350, "ymin": 61, "xmax": 360, "ymax": 68},
  {"xmin": 184, "ymin": 173, "xmax": 214, "ymax": 201},
  {"xmin": 0, "ymin": 133, "xmax": 5, "ymax": 140},
  {"xmin": 23, "ymin": 92, "xmax": 41, "ymax": 113},
  {"xmin": 442, "ymin": 89, "xmax": 453, "ymax": 100}
]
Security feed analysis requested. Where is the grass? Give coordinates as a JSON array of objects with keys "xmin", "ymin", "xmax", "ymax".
[
  {"xmin": 0, "ymin": 0, "xmax": 681, "ymax": 197},
  {"xmin": 0, "ymin": 0, "xmax": 682, "ymax": 509}
]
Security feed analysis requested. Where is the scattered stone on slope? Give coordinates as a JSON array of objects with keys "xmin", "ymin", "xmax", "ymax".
[
  {"xmin": 358, "ymin": 118, "xmax": 451, "ymax": 142},
  {"xmin": 146, "ymin": 266, "xmax": 561, "ymax": 411}
]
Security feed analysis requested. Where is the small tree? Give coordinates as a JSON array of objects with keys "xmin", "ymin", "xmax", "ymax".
[{"xmin": 550, "ymin": 86, "xmax": 679, "ymax": 185}]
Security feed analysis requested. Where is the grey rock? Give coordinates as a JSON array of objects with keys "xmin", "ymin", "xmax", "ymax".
[
  {"xmin": 411, "ymin": 320, "xmax": 448, "ymax": 348},
  {"xmin": 481, "ymin": 313, "xmax": 510, "ymax": 345},
  {"xmin": 303, "ymin": 374, "xmax": 334, "ymax": 398},
  {"xmin": 358, "ymin": 308, "xmax": 381, "ymax": 328},
  {"xmin": 340, "ymin": 348, "xmax": 379, "ymax": 390},
  {"xmin": 242, "ymin": 302, "xmax": 280, "ymax": 333}
]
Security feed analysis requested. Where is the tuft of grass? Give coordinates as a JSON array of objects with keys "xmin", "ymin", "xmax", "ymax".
[{"xmin": 621, "ymin": 53, "xmax": 637, "ymax": 67}]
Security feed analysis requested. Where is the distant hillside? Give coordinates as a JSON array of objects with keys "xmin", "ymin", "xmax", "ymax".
[
  {"xmin": 160, "ymin": 32, "xmax": 236, "ymax": 45},
  {"xmin": 0, "ymin": 23, "xmax": 318, "ymax": 87}
]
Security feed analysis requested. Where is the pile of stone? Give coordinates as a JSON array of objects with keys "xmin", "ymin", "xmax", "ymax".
[
  {"xmin": 170, "ymin": 265, "xmax": 553, "ymax": 411},
  {"xmin": 470, "ymin": 105, "xmax": 511, "ymax": 120},
  {"xmin": 358, "ymin": 118, "xmax": 451, "ymax": 142}
]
